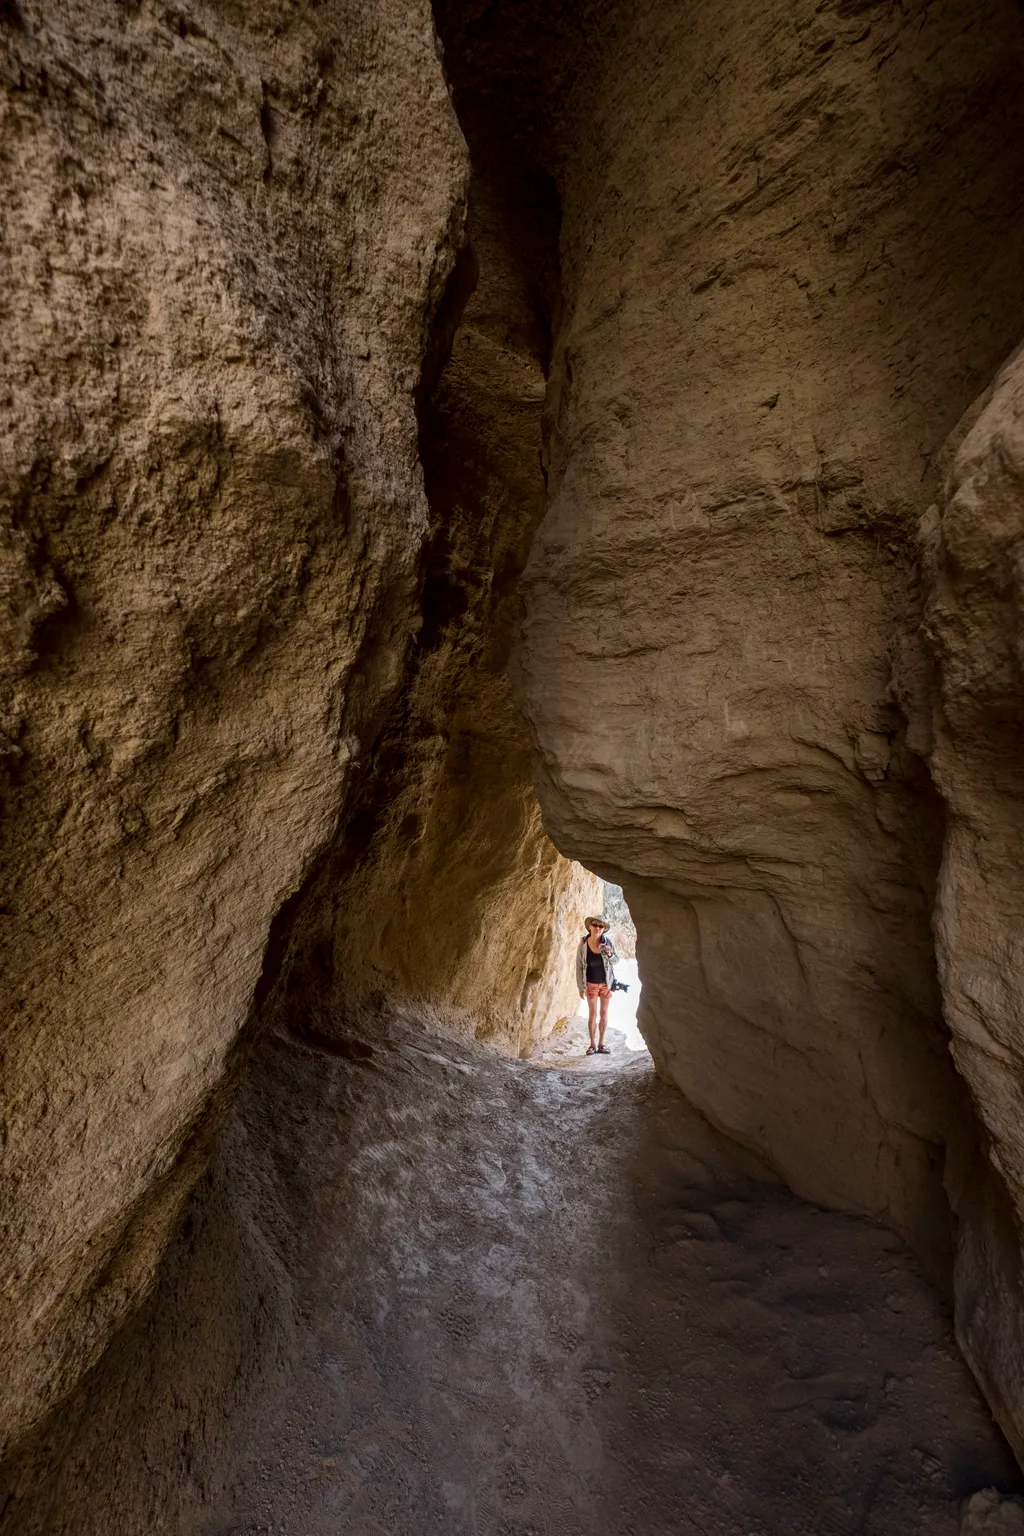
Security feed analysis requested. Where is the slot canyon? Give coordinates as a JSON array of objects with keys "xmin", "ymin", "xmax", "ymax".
[{"xmin": 3, "ymin": 0, "xmax": 1024, "ymax": 1530}]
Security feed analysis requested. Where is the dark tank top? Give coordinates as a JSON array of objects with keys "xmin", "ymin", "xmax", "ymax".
[{"xmin": 585, "ymin": 944, "xmax": 606, "ymax": 984}]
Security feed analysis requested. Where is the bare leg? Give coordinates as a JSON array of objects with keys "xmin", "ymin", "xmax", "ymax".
[
  {"xmin": 598, "ymin": 992, "xmax": 610, "ymax": 1048},
  {"xmin": 587, "ymin": 994, "xmax": 598, "ymax": 1048}
]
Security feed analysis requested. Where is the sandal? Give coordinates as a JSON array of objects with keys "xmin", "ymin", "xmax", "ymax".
[
  {"xmin": 585, "ymin": 1045, "xmax": 597, "ymax": 1055},
  {"xmin": 597, "ymin": 1046, "xmax": 611, "ymax": 1054}
]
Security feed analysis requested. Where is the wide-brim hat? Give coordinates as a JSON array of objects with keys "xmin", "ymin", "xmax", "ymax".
[{"xmin": 585, "ymin": 916, "xmax": 609, "ymax": 930}]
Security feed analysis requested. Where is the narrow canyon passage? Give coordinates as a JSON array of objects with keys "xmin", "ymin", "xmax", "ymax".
[
  {"xmin": 11, "ymin": 1007, "xmax": 1017, "ymax": 1536},
  {"xmin": 8, "ymin": 1, "xmax": 1024, "ymax": 1525}
]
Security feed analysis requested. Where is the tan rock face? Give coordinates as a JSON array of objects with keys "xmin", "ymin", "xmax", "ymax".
[
  {"xmin": 0, "ymin": 0, "xmax": 466, "ymax": 1453},
  {"xmin": 512, "ymin": 0, "xmax": 1024, "ymax": 1276},
  {"xmin": 920, "ymin": 345, "xmax": 1024, "ymax": 1460},
  {"xmin": 281, "ymin": 169, "xmax": 599, "ymax": 1057},
  {"xmin": 6, "ymin": 0, "xmax": 1024, "ymax": 1489},
  {"xmin": 602, "ymin": 883, "xmax": 636, "ymax": 960},
  {"xmin": 435, "ymin": 0, "xmax": 1024, "ymax": 1461},
  {"xmin": 961, "ymin": 1489, "xmax": 1024, "ymax": 1536}
]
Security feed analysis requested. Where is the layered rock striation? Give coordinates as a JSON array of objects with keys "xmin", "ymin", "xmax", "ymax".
[
  {"xmin": 5, "ymin": 0, "xmax": 1024, "ymax": 1494},
  {"xmin": 474, "ymin": 0, "xmax": 1024, "ymax": 1434}
]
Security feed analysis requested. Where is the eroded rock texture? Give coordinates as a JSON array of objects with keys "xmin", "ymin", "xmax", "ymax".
[
  {"xmin": 920, "ymin": 347, "xmax": 1024, "ymax": 1460},
  {"xmin": 279, "ymin": 168, "xmax": 598, "ymax": 1056},
  {"xmin": 434, "ymin": 0, "xmax": 1024, "ymax": 1462},
  {"xmin": 498, "ymin": 0, "xmax": 1024, "ymax": 1297},
  {"xmin": 602, "ymin": 883, "xmax": 636, "ymax": 959},
  {"xmin": 0, "ymin": 0, "xmax": 467, "ymax": 1455},
  {"xmin": 6, "ymin": 0, "xmax": 1024, "ymax": 1502}
]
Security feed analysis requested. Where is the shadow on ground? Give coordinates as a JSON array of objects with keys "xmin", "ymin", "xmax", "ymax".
[{"xmin": 2, "ymin": 1005, "xmax": 1019, "ymax": 1535}]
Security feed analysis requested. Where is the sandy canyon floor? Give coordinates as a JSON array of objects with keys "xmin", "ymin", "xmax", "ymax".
[
  {"xmin": 7, "ymin": 1004, "xmax": 1020, "ymax": 1535},
  {"xmin": 195, "ymin": 1011, "xmax": 1019, "ymax": 1534}
]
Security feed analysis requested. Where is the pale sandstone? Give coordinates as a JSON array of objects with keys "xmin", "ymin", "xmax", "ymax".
[
  {"xmin": 602, "ymin": 882, "xmax": 637, "ymax": 959},
  {"xmin": 281, "ymin": 169, "xmax": 599, "ymax": 1056},
  {"xmin": 0, "ymin": 0, "xmax": 466, "ymax": 1453}
]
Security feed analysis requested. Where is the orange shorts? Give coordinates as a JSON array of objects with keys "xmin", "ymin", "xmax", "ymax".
[{"xmin": 585, "ymin": 982, "xmax": 611, "ymax": 999}]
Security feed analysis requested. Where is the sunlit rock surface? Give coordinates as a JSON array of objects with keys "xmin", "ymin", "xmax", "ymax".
[{"xmin": 279, "ymin": 167, "xmax": 599, "ymax": 1056}]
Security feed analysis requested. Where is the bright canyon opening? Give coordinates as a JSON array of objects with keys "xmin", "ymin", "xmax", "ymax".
[{"xmin": 4, "ymin": 1, "xmax": 1024, "ymax": 1533}]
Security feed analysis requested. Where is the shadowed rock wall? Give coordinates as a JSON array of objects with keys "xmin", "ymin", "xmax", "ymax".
[
  {"xmin": 919, "ymin": 348, "xmax": 1024, "ymax": 1461},
  {"xmin": 435, "ymin": 0, "xmax": 1024, "ymax": 1442},
  {"xmin": 6, "ymin": 0, "xmax": 1024, "ymax": 1493},
  {"xmin": 0, "ymin": 0, "xmax": 467, "ymax": 1455},
  {"xmin": 0, "ymin": 0, "xmax": 599, "ymax": 1461},
  {"xmin": 511, "ymin": 0, "xmax": 1024, "ymax": 1264}
]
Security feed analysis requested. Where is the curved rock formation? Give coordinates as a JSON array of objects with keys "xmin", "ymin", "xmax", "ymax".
[
  {"xmin": 486, "ymin": 0, "xmax": 1024, "ymax": 1440},
  {"xmin": 512, "ymin": 0, "xmax": 1024, "ymax": 1255},
  {"xmin": 279, "ymin": 165, "xmax": 599, "ymax": 1056},
  {"xmin": 920, "ymin": 346, "xmax": 1024, "ymax": 1460},
  {"xmin": 0, "ymin": 0, "xmax": 466, "ymax": 1456},
  {"xmin": 5, "ymin": 0, "xmax": 1024, "ymax": 1504}
]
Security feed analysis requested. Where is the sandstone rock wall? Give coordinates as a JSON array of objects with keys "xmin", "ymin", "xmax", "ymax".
[
  {"xmin": 0, "ymin": 0, "xmax": 466, "ymax": 1454},
  {"xmin": 6, "ymin": 0, "xmax": 1024, "ymax": 1488},
  {"xmin": 602, "ymin": 883, "xmax": 636, "ymax": 960},
  {"xmin": 919, "ymin": 346, "xmax": 1024, "ymax": 1460},
  {"xmin": 506, "ymin": 0, "xmax": 1024, "ymax": 1280},
  {"xmin": 279, "ymin": 168, "xmax": 599, "ymax": 1057},
  {"xmin": 432, "ymin": 0, "xmax": 1024, "ymax": 1458}
]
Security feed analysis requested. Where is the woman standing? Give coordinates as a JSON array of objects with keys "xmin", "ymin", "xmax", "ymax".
[{"xmin": 576, "ymin": 916, "xmax": 617, "ymax": 1056}]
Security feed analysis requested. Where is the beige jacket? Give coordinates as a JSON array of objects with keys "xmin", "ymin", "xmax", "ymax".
[{"xmin": 576, "ymin": 934, "xmax": 618, "ymax": 992}]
